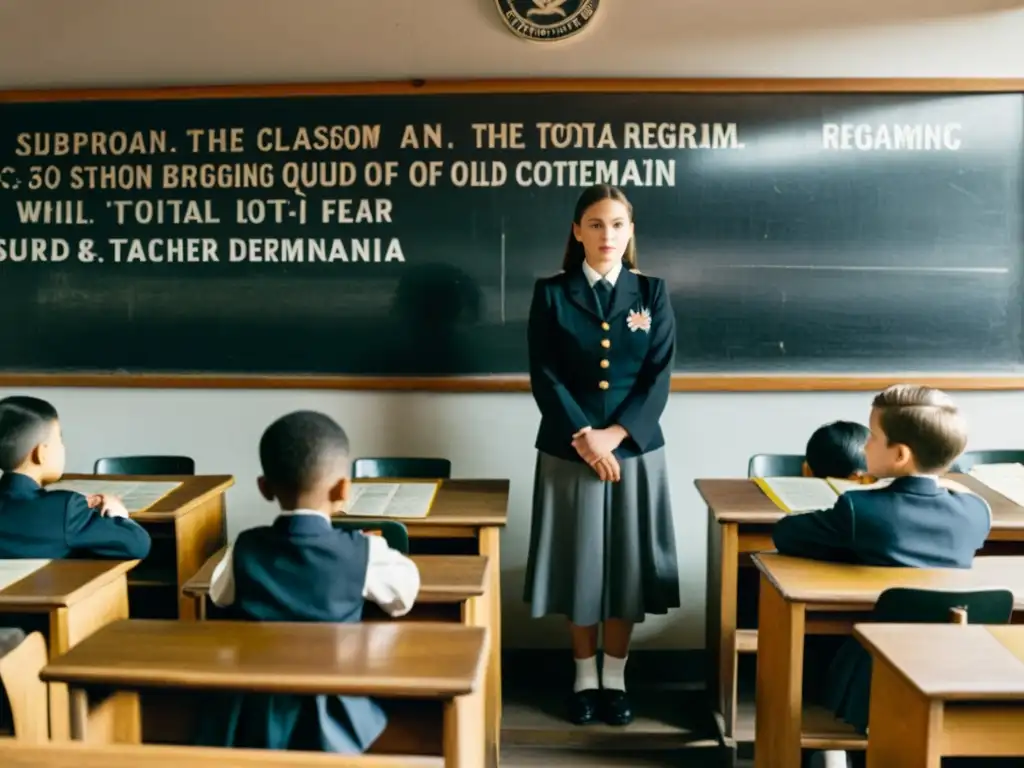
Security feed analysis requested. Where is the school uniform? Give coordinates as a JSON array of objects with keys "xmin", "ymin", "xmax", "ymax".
[
  {"xmin": 523, "ymin": 261, "xmax": 680, "ymax": 627},
  {"xmin": 197, "ymin": 510, "xmax": 420, "ymax": 754},
  {"xmin": 773, "ymin": 475, "xmax": 992, "ymax": 733},
  {"xmin": 0, "ymin": 472, "xmax": 151, "ymax": 560}
]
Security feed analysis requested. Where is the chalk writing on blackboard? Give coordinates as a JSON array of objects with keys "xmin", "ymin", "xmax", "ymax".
[
  {"xmin": 0, "ymin": 89, "xmax": 1015, "ymax": 378},
  {"xmin": 1, "ymin": 119, "xmax": 747, "ymax": 266}
]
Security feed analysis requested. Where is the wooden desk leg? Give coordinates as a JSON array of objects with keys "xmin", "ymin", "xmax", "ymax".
[
  {"xmin": 463, "ymin": 583, "xmax": 494, "ymax": 768},
  {"xmin": 443, "ymin": 692, "xmax": 486, "ymax": 768},
  {"xmin": 193, "ymin": 595, "xmax": 206, "ymax": 621},
  {"xmin": 48, "ymin": 606, "xmax": 71, "ymax": 741},
  {"xmin": 478, "ymin": 526, "xmax": 501, "ymax": 768},
  {"xmin": 69, "ymin": 689, "xmax": 88, "ymax": 741},
  {"xmin": 176, "ymin": 494, "xmax": 228, "ymax": 620},
  {"xmin": 49, "ymin": 575, "xmax": 138, "ymax": 744},
  {"xmin": 865, "ymin": 655, "xmax": 942, "ymax": 768},
  {"xmin": 754, "ymin": 572, "xmax": 805, "ymax": 768},
  {"xmin": 706, "ymin": 518, "xmax": 739, "ymax": 742}
]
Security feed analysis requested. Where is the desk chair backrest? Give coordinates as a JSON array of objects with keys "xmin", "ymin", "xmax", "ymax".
[
  {"xmin": 747, "ymin": 453, "xmax": 804, "ymax": 479},
  {"xmin": 951, "ymin": 449, "xmax": 1024, "ymax": 474},
  {"xmin": 873, "ymin": 587, "xmax": 1014, "ymax": 625},
  {"xmin": 0, "ymin": 630, "xmax": 47, "ymax": 743},
  {"xmin": 351, "ymin": 457, "xmax": 451, "ymax": 480},
  {"xmin": 94, "ymin": 455, "xmax": 196, "ymax": 476},
  {"xmin": 333, "ymin": 520, "xmax": 410, "ymax": 554}
]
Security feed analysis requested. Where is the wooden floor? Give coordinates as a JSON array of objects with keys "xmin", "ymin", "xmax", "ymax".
[
  {"xmin": 500, "ymin": 683, "xmax": 1024, "ymax": 766},
  {"xmin": 501, "ymin": 746, "xmax": 739, "ymax": 766},
  {"xmin": 501, "ymin": 680, "xmax": 735, "ymax": 766}
]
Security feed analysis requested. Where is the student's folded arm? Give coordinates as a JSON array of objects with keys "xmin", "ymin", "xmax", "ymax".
[
  {"xmin": 528, "ymin": 280, "xmax": 591, "ymax": 436},
  {"xmin": 772, "ymin": 494, "xmax": 857, "ymax": 562},
  {"xmin": 208, "ymin": 546, "xmax": 236, "ymax": 608},
  {"xmin": 610, "ymin": 280, "xmax": 675, "ymax": 451},
  {"xmin": 362, "ymin": 535, "xmax": 420, "ymax": 617},
  {"xmin": 63, "ymin": 493, "xmax": 152, "ymax": 560}
]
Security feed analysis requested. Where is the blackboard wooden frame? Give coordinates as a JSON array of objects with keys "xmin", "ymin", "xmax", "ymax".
[{"xmin": 2, "ymin": 77, "xmax": 1024, "ymax": 393}]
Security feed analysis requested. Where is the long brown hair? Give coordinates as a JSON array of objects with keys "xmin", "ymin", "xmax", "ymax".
[{"xmin": 561, "ymin": 184, "xmax": 638, "ymax": 271}]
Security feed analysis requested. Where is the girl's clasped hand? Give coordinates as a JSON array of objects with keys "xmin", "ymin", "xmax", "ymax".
[{"xmin": 572, "ymin": 425, "xmax": 626, "ymax": 482}]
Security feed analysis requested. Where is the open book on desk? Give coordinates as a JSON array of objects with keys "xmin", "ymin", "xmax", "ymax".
[
  {"xmin": 45, "ymin": 479, "xmax": 182, "ymax": 514},
  {"xmin": 752, "ymin": 476, "xmax": 893, "ymax": 514},
  {"xmin": 968, "ymin": 462, "xmax": 1024, "ymax": 507},
  {"xmin": 340, "ymin": 480, "xmax": 440, "ymax": 519}
]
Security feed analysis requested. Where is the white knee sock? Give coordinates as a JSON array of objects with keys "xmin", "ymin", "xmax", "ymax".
[
  {"xmin": 602, "ymin": 653, "xmax": 628, "ymax": 691},
  {"xmin": 573, "ymin": 655, "xmax": 599, "ymax": 692},
  {"xmin": 811, "ymin": 751, "xmax": 849, "ymax": 768}
]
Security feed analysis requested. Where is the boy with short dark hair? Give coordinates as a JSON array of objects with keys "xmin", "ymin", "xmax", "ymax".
[
  {"xmin": 0, "ymin": 395, "xmax": 151, "ymax": 560},
  {"xmin": 202, "ymin": 410, "xmax": 420, "ymax": 753},
  {"xmin": 802, "ymin": 420, "xmax": 870, "ymax": 480},
  {"xmin": 774, "ymin": 385, "xmax": 990, "ymax": 768}
]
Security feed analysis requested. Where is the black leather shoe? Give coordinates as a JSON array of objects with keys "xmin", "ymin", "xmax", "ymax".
[
  {"xmin": 600, "ymin": 689, "xmax": 634, "ymax": 726},
  {"xmin": 567, "ymin": 689, "xmax": 600, "ymax": 725}
]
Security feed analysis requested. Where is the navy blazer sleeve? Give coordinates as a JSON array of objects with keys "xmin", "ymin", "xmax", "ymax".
[
  {"xmin": 63, "ymin": 493, "xmax": 152, "ymax": 559},
  {"xmin": 772, "ymin": 494, "xmax": 857, "ymax": 562},
  {"xmin": 528, "ymin": 279, "xmax": 591, "ymax": 436},
  {"xmin": 610, "ymin": 279, "xmax": 675, "ymax": 451}
]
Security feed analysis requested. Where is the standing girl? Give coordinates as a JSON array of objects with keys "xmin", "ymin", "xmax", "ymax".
[{"xmin": 523, "ymin": 184, "xmax": 680, "ymax": 726}]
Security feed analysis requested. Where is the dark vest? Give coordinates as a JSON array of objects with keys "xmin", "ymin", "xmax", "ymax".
[
  {"xmin": 231, "ymin": 515, "xmax": 369, "ymax": 623},
  {"xmin": 196, "ymin": 515, "xmax": 386, "ymax": 754}
]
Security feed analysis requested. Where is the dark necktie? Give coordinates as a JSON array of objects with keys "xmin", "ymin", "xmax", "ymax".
[{"xmin": 594, "ymin": 279, "xmax": 613, "ymax": 318}]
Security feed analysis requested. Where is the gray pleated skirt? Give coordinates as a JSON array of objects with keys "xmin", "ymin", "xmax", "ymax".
[{"xmin": 523, "ymin": 447, "xmax": 680, "ymax": 626}]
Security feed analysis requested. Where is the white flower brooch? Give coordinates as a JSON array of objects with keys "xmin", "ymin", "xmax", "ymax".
[{"xmin": 626, "ymin": 307, "xmax": 652, "ymax": 333}]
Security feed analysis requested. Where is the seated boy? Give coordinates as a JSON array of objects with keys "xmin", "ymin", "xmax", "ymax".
[
  {"xmin": 201, "ymin": 410, "xmax": 420, "ymax": 753},
  {"xmin": 0, "ymin": 395, "xmax": 151, "ymax": 560},
  {"xmin": 773, "ymin": 384, "xmax": 991, "ymax": 768},
  {"xmin": 802, "ymin": 420, "xmax": 870, "ymax": 480}
]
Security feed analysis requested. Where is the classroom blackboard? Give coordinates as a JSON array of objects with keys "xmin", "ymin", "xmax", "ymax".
[{"xmin": 0, "ymin": 81, "xmax": 1022, "ymax": 389}]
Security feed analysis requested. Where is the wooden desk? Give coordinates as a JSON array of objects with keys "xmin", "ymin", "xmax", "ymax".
[
  {"xmin": 181, "ymin": 550, "xmax": 489, "ymax": 620},
  {"xmin": 335, "ymin": 478, "xmax": 507, "ymax": 768},
  {"xmin": 751, "ymin": 553, "xmax": 1024, "ymax": 768},
  {"xmin": 0, "ymin": 740, "xmax": 442, "ymax": 768},
  {"xmin": 61, "ymin": 474, "xmax": 235, "ymax": 620},
  {"xmin": 0, "ymin": 559, "xmax": 137, "ymax": 741},
  {"xmin": 178, "ymin": 552, "xmax": 491, "ymax": 751},
  {"xmin": 40, "ymin": 619, "xmax": 487, "ymax": 768},
  {"xmin": 853, "ymin": 623, "xmax": 1024, "ymax": 767},
  {"xmin": 697, "ymin": 473, "xmax": 1024, "ymax": 747}
]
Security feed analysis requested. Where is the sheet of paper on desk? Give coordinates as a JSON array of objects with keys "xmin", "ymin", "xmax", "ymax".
[
  {"xmin": 752, "ymin": 477, "xmax": 839, "ymax": 513},
  {"xmin": 46, "ymin": 479, "xmax": 182, "ymax": 513},
  {"xmin": 344, "ymin": 481, "xmax": 439, "ymax": 518},
  {"xmin": 968, "ymin": 463, "xmax": 1024, "ymax": 507},
  {"xmin": 0, "ymin": 559, "xmax": 50, "ymax": 591}
]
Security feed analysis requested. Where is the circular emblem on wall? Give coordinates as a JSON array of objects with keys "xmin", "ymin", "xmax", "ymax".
[{"xmin": 495, "ymin": 0, "xmax": 600, "ymax": 42}]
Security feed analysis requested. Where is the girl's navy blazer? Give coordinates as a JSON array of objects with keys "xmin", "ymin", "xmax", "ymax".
[{"xmin": 527, "ymin": 265, "xmax": 676, "ymax": 462}]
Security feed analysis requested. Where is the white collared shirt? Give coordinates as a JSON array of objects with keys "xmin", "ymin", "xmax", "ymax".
[
  {"xmin": 581, "ymin": 259, "xmax": 622, "ymax": 287},
  {"xmin": 208, "ymin": 508, "xmax": 421, "ymax": 617}
]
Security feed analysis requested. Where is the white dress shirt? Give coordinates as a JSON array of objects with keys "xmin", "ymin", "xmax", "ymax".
[
  {"xmin": 581, "ymin": 259, "xmax": 622, "ymax": 287},
  {"xmin": 208, "ymin": 508, "xmax": 421, "ymax": 618}
]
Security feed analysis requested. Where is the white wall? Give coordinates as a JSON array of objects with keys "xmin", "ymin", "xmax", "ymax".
[
  {"xmin": 1, "ymin": 0, "xmax": 1023, "ymax": 87},
  {"xmin": 1, "ymin": 0, "xmax": 1024, "ymax": 649}
]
